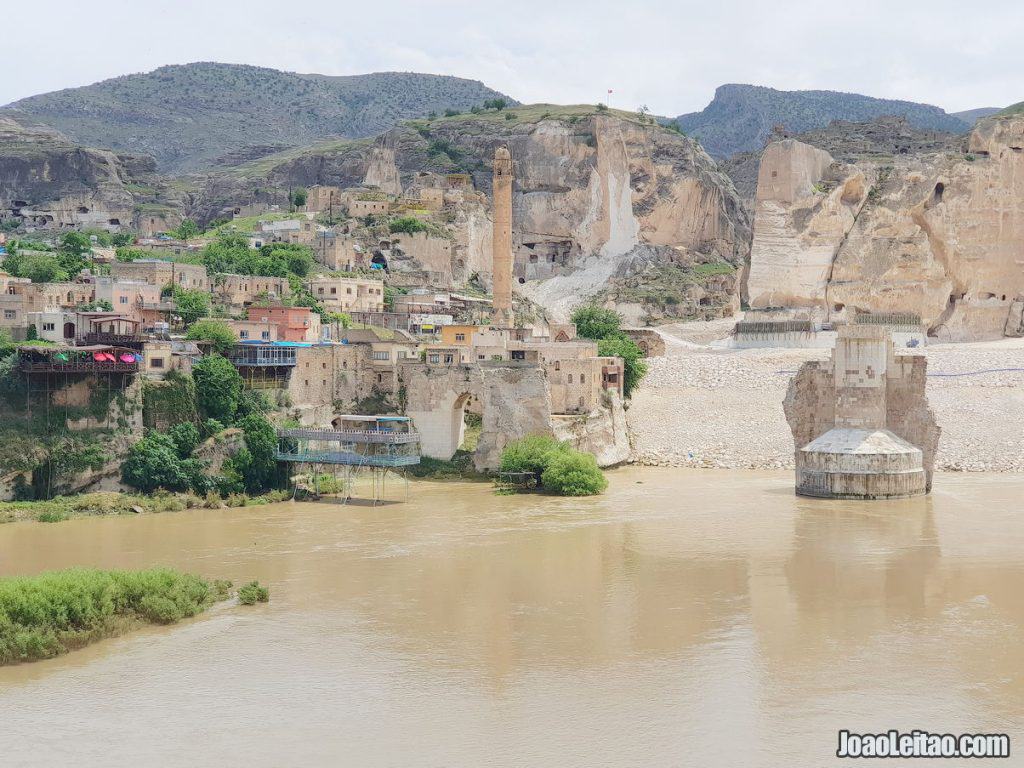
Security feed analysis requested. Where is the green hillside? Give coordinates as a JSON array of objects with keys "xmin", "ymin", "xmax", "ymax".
[{"xmin": 3, "ymin": 62, "xmax": 516, "ymax": 173}]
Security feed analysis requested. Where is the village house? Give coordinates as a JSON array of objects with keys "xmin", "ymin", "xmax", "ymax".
[
  {"xmin": 0, "ymin": 272, "xmax": 32, "ymax": 334},
  {"xmin": 92, "ymin": 277, "xmax": 161, "ymax": 322},
  {"xmin": 304, "ymin": 185, "xmax": 343, "ymax": 214},
  {"xmin": 336, "ymin": 327, "xmax": 419, "ymax": 394},
  {"xmin": 348, "ymin": 198, "xmax": 391, "ymax": 218},
  {"xmin": 24, "ymin": 281, "xmax": 94, "ymax": 313},
  {"xmin": 246, "ymin": 304, "xmax": 321, "ymax": 342},
  {"xmin": 215, "ymin": 274, "xmax": 290, "ymax": 308},
  {"xmin": 306, "ymin": 276, "xmax": 385, "ymax": 313},
  {"xmin": 221, "ymin": 319, "xmax": 279, "ymax": 342},
  {"xmin": 111, "ymin": 259, "xmax": 209, "ymax": 292},
  {"xmin": 313, "ymin": 231, "xmax": 364, "ymax": 271}
]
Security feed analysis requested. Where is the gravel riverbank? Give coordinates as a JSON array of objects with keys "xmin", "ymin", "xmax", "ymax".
[{"xmin": 626, "ymin": 321, "xmax": 1024, "ymax": 473}]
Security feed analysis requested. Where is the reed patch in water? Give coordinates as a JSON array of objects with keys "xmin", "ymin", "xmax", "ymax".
[{"xmin": 0, "ymin": 567, "xmax": 228, "ymax": 665}]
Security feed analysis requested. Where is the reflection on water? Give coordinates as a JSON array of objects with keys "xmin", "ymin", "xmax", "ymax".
[{"xmin": 0, "ymin": 468, "xmax": 1022, "ymax": 767}]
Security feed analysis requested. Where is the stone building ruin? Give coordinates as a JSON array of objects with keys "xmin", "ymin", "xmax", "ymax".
[{"xmin": 783, "ymin": 325, "xmax": 939, "ymax": 499}]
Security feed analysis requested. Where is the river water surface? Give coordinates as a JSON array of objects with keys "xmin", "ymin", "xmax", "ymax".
[{"xmin": 1, "ymin": 468, "xmax": 1022, "ymax": 767}]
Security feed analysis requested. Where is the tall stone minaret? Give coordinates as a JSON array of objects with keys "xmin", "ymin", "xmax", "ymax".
[{"xmin": 491, "ymin": 146, "xmax": 514, "ymax": 327}]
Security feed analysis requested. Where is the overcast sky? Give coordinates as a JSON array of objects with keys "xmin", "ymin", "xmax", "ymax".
[{"xmin": 5, "ymin": 0, "xmax": 1022, "ymax": 114}]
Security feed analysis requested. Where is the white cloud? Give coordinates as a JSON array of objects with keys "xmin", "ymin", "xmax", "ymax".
[{"xmin": 4, "ymin": 0, "xmax": 1022, "ymax": 113}]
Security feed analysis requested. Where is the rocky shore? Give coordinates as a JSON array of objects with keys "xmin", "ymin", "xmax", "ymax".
[{"xmin": 627, "ymin": 322, "xmax": 1024, "ymax": 473}]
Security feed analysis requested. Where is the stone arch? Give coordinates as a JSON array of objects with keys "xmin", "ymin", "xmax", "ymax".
[{"xmin": 403, "ymin": 363, "xmax": 553, "ymax": 470}]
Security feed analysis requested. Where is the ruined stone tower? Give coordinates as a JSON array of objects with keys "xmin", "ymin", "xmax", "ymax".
[
  {"xmin": 491, "ymin": 146, "xmax": 514, "ymax": 326},
  {"xmin": 783, "ymin": 325, "xmax": 940, "ymax": 499}
]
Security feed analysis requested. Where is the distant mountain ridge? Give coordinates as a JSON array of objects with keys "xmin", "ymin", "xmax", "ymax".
[
  {"xmin": 677, "ymin": 84, "xmax": 972, "ymax": 158},
  {"xmin": 2, "ymin": 62, "xmax": 516, "ymax": 172}
]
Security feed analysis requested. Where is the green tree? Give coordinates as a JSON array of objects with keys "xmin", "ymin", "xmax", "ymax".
[
  {"xmin": 115, "ymin": 247, "xmax": 147, "ymax": 262},
  {"xmin": 9, "ymin": 253, "xmax": 68, "ymax": 283},
  {"xmin": 499, "ymin": 435, "xmax": 570, "ymax": 485},
  {"xmin": 167, "ymin": 422, "xmax": 201, "ymax": 458},
  {"xmin": 388, "ymin": 216, "xmax": 428, "ymax": 235},
  {"xmin": 174, "ymin": 287, "xmax": 210, "ymax": 325},
  {"xmin": 290, "ymin": 188, "xmax": 308, "ymax": 208},
  {"xmin": 235, "ymin": 413, "xmax": 277, "ymax": 493},
  {"xmin": 541, "ymin": 451, "xmax": 607, "ymax": 496},
  {"xmin": 121, "ymin": 432, "xmax": 190, "ymax": 493},
  {"xmin": 174, "ymin": 219, "xmax": 199, "ymax": 240},
  {"xmin": 193, "ymin": 355, "xmax": 242, "ymax": 424},
  {"xmin": 185, "ymin": 319, "xmax": 236, "ymax": 354},
  {"xmin": 58, "ymin": 231, "xmax": 91, "ymax": 257},
  {"xmin": 597, "ymin": 335, "xmax": 648, "ymax": 398},
  {"xmin": 570, "ymin": 304, "xmax": 622, "ymax": 340},
  {"xmin": 236, "ymin": 389, "xmax": 270, "ymax": 420}
]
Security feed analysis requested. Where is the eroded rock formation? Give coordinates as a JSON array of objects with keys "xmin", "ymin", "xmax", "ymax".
[
  {"xmin": 745, "ymin": 114, "xmax": 1024, "ymax": 340},
  {"xmin": 0, "ymin": 116, "xmax": 181, "ymax": 232}
]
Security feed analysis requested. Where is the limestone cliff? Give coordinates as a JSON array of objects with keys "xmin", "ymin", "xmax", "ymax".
[
  {"xmin": 0, "ymin": 116, "xmax": 181, "ymax": 232},
  {"xmin": 746, "ymin": 114, "xmax": 1024, "ymax": 340}
]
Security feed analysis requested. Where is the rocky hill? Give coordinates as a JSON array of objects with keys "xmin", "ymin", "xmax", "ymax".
[
  {"xmin": 0, "ymin": 116, "xmax": 180, "ymax": 231},
  {"xmin": 677, "ymin": 84, "xmax": 971, "ymax": 158},
  {"xmin": 3, "ymin": 63, "xmax": 516, "ymax": 173},
  {"xmin": 193, "ymin": 106, "xmax": 752, "ymax": 323}
]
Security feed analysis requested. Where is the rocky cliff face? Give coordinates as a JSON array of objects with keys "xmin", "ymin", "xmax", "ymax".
[
  {"xmin": 0, "ymin": 116, "xmax": 179, "ymax": 231},
  {"xmin": 745, "ymin": 114, "xmax": 1024, "ymax": 340},
  {"xmin": 197, "ymin": 109, "xmax": 752, "ymax": 322}
]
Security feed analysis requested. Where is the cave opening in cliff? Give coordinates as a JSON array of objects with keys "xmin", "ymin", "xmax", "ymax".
[
  {"xmin": 932, "ymin": 183, "xmax": 945, "ymax": 205},
  {"xmin": 76, "ymin": 206, "xmax": 89, "ymax": 214}
]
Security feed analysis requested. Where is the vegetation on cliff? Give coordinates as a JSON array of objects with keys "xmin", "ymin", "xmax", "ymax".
[{"xmin": 0, "ymin": 568, "xmax": 228, "ymax": 665}]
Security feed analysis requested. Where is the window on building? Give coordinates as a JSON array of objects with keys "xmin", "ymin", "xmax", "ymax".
[
  {"xmin": 428, "ymin": 353, "xmax": 440, "ymax": 364},
  {"xmin": 580, "ymin": 374, "xmax": 585, "ymax": 384},
  {"xmin": 511, "ymin": 350, "xmax": 525, "ymax": 361},
  {"xmin": 455, "ymin": 333, "xmax": 465, "ymax": 342},
  {"xmin": 444, "ymin": 353, "xmax": 454, "ymax": 364},
  {"xmin": 151, "ymin": 357, "xmax": 165, "ymax": 368},
  {"xmin": 43, "ymin": 322, "xmax": 55, "ymax": 331},
  {"xmin": 239, "ymin": 330, "xmax": 249, "ymax": 339},
  {"xmin": 261, "ymin": 331, "xmax": 270, "ymax": 340},
  {"xmin": 322, "ymin": 363, "xmax": 327, "ymax": 369},
  {"xmin": 347, "ymin": 288, "xmax": 352, "ymax": 294},
  {"xmin": 330, "ymin": 287, "xmax": 337, "ymax": 295},
  {"xmin": 3, "ymin": 310, "xmax": 15, "ymax": 320},
  {"xmin": 119, "ymin": 296, "xmax": 128, "ymax": 304},
  {"xmin": 373, "ymin": 350, "xmax": 390, "ymax": 361},
  {"xmin": 304, "ymin": 380, "xmax": 309, "ymax": 386},
  {"xmin": 397, "ymin": 351, "xmax": 408, "ymax": 359},
  {"xmin": 567, "ymin": 374, "xmax": 573, "ymax": 384},
  {"xmin": 318, "ymin": 288, "xmax": 325, "ymax": 295},
  {"xmin": 377, "ymin": 373, "xmax": 383, "ymax": 383},
  {"xmin": 554, "ymin": 360, "xmax": 560, "ymax": 371}
]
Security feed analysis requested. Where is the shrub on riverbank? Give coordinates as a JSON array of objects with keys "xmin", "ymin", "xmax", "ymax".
[
  {"xmin": 0, "ymin": 567, "xmax": 224, "ymax": 665},
  {"xmin": 540, "ymin": 451, "xmax": 608, "ymax": 496},
  {"xmin": 498, "ymin": 436, "xmax": 607, "ymax": 496},
  {"xmin": 237, "ymin": 580, "xmax": 269, "ymax": 605}
]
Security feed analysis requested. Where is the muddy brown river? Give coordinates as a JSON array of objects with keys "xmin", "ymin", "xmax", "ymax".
[{"xmin": 1, "ymin": 468, "xmax": 1022, "ymax": 767}]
